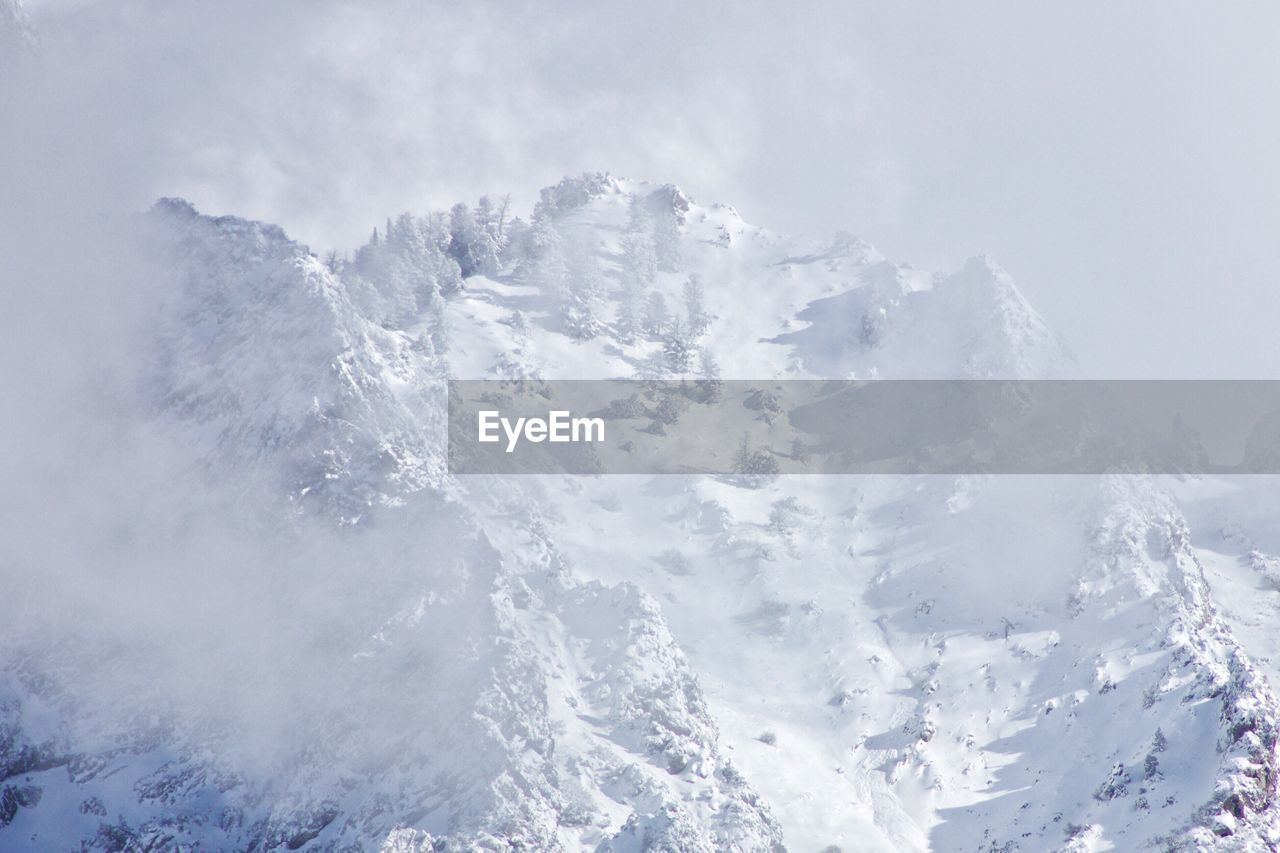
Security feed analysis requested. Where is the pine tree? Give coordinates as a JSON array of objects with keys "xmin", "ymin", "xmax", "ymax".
[
  {"xmin": 448, "ymin": 202, "xmax": 487, "ymax": 278},
  {"xmin": 733, "ymin": 432, "xmax": 780, "ymax": 481},
  {"xmin": 562, "ymin": 240, "xmax": 604, "ymax": 340},
  {"xmin": 429, "ymin": 295, "xmax": 449, "ymax": 353},
  {"xmin": 642, "ymin": 291, "xmax": 668, "ymax": 338},
  {"xmin": 699, "ymin": 348, "xmax": 720, "ymax": 379},
  {"xmin": 654, "ymin": 393, "xmax": 686, "ymax": 424},
  {"xmin": 494, "ymin": 194, "xmax": 512, "ymax": 242},
  {"xmin": 769, "ymin": 497, "xmax": 801, "ymax": 535},
  {"xmin": 662, "ymin": 320, "xmax": 695, "ymax": 374},
  {"xmin": 473, "ymin": 196, "xmax": 503, "ymax": 275},
  {"xmin": 391, "ymin": 213, "xmax": 416, "ymax": 249},
  {"xmin": 621, "ymin": 196, "xmax": 657, "ymax": 291},
  {"xmin": 420, "ymin": 211, "xmax": 464, "ymax": 295},
  {"xmin": 695, "ymin": 348, "xmax": 723, "ymax": 403},
  {"xmin": 734, "ymin": 432, "xmax": 753, "ymax": 474},
  {"xmin": 683, "ymin": 273, "xmax": 709, "ymax": 334},
  {"xmin": 500, "ymin": 216, "xmax": 528, "ymax": 267},
  {"xmin": 476, "ymin": 196, "xmax": 496, "ymax": 235},
  {"xmin": 520, "ymin": 212, "xmax": 566, "ymax": 293},
  {"xmin": 615, "ymin": 296, "xmax": 640, "ymax": 344}
]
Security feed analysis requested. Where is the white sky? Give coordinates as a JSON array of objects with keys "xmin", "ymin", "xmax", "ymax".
[{"xmin": 13, "ymin": 0, "xmax": 1280, "ymax": 376}]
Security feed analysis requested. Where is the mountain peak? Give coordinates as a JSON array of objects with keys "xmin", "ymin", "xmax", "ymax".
[{"xmin": 29, "ymin": 177, "xmax": 1280, "ymax": 853}]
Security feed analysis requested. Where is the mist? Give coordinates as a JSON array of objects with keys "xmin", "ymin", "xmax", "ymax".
[
  {"xmin": 5, "ymin": 2, "xmax": 1280, "ymax": 847},
  {"xmin": 13, "ymin": 0, "xmax": 1280, "ymax": 377},
  {"xmin": 1, "ymin": 51, "xmax": 459, "ymax": 786},
  {"xmin": 0, "ymin": 207, "xmax": 455, "ymax": 786},
  {"xmin": 6, "ymin": 0, "xmax": 1278, "ymax": 770}
]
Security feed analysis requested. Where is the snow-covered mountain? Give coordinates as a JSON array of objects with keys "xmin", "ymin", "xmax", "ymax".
[{"xmin": 2, "ymin": 173, "xmax": 1277, "ymax": 852}]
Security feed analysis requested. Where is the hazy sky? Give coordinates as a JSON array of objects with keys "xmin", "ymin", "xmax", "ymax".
[
  {"xmin": 13, "ymin": 0, "xmax": 1280, "ymax": 376},
  {"xmin": 3, "ymin": 3, "xmax": 1280, "ymax": 833}
]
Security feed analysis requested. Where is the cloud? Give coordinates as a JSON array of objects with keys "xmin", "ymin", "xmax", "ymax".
[
  {"xmin": 9, "ymin": 0, "xmax": 894, "ymax": 248},
  {"xmin": 9, "ymin": 0, "xmax": 1280, "ymax": 377}
]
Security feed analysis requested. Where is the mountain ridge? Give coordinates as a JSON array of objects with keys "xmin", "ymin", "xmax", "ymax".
[{"xmin": 2, "ymin": 176, "xmax": 1277, "ymax": 850}]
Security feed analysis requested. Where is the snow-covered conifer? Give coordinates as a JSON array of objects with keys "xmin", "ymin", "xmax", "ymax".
[{"xmin": 643, "ymin": 291, "xmax": 669, "ymax": 338}]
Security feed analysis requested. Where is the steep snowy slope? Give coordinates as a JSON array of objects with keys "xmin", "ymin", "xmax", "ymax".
[
  {"xmin": 499, "ymin": 472, "xmax": 1279, "ymax": 850},
  {"xmin": 439, "ymin": 176, "xmax": 1278, "ymax": 849},
  {"xmin": 441, "ymin": 175, "xmax": 1069, "ymax": 382},
  {"xmin": 1, "ymin": 193, "xmax": 783, "ymax": 851},
  {"xmin": 3, "ymin": 174, "xmax": 1277, "ymax": 852}
]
